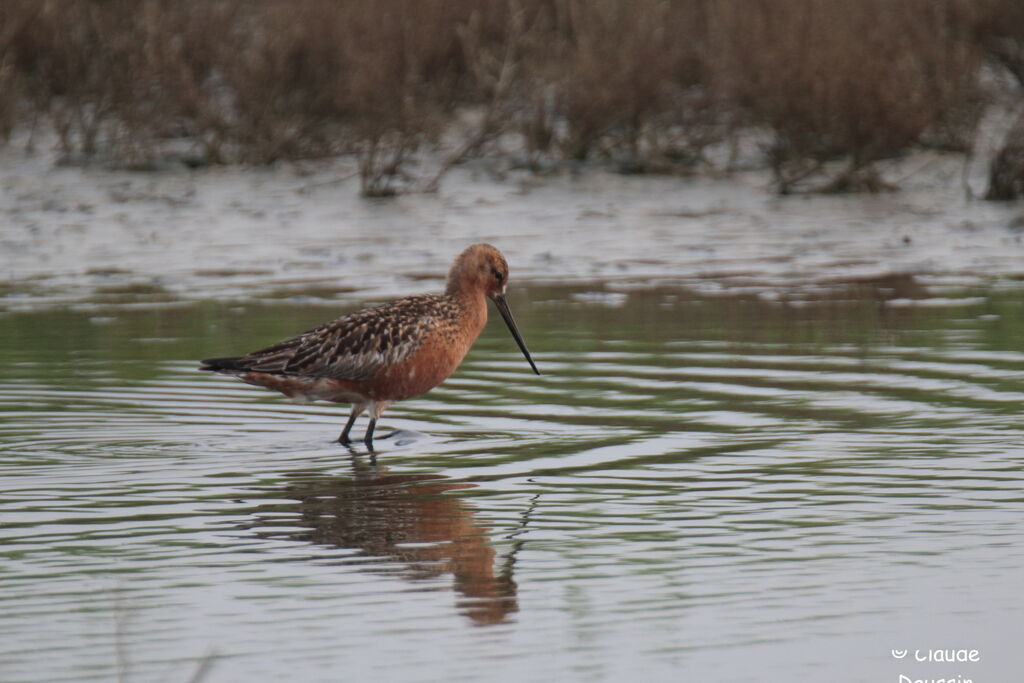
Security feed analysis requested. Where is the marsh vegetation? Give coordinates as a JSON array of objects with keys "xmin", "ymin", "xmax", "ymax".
[{"xmin": 2, "ymin": 0, "xmax": 1024, "ymax": 196}]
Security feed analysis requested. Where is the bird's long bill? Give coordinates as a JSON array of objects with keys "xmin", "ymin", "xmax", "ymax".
[{"xmin": 492, "ymin": 294, "xmax": 540, "ymax": 375}]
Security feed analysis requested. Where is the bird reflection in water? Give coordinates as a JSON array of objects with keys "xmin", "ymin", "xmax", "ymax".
[{"xmin": 251, "ymin": 458, "xmax": 525, "ymax": 626}]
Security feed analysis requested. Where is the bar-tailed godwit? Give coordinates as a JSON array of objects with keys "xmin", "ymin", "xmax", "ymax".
[{"xmin": 200, "ymin": 243, "xmax": 539, "ymax": 448}]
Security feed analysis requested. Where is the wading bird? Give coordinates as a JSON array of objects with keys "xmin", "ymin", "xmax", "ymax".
[{"xmin": 200, "ymin": 244, "xmax": 539, "ymax": 448}]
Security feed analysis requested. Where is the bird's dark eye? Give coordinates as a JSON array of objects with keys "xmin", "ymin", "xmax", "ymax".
[{"xmin": 492, "ymin": 268, "xmax": 504, "ymax": 282}]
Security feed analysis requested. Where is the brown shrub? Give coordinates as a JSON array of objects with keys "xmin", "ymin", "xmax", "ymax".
[
  {"xmin": 1, "ymin": 0, "xmax": 244, "ymax": 163},
  {"xmin": 0, "ymin": 0, "xmax": 1007, "ymax": 196},
  {"xmin": 972, "ymin": 0, "xmax": 1024, "ymax": 199},
  {"xmin": 216, "ymin": 0, "xmax": 477, "ymax": 193},
  {"xmin": 0, "ymin": 3, "xmax": 38, "ymax": 140},
  {"xmin": 5, "ymin": 0, "xmax": 128, "ymax": 158},
  {"xmin": 714, "ymin": 0, "xmax": 982, "ymax": 192},
  {"xmin": 986, "ymin": 110, "xmax": 1024, "ymax": 200},
  {"xmin": 508, "ymin": 0, "xmax": 725, "ymax": 172},
  {"xmin": 972, "ymin": 0, "xmax": 1024, "ymax": 86}
]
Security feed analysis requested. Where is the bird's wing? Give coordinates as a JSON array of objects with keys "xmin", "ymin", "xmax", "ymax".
[{"xmin": 238, "ymin": 295, "xmax": 440, "ymax": 381}]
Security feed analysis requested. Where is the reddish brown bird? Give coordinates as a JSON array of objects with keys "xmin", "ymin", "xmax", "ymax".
[{"xmin": 200, "ymin": 244, "xmax": 539, "ymax": 448}]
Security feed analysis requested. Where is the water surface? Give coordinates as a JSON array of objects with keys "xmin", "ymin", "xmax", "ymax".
[{"xmin": 2, "ymin": 283, "xmax": 1023, "ymax": 681}]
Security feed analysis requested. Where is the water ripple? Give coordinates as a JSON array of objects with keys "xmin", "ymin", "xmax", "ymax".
[{"xmin": 2, "ymin": 292, "xmax": 1024, "ymax": 681}]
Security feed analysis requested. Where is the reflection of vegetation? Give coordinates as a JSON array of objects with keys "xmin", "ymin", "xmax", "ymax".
[
  {"xmin": 249, "ymin": 460, "xmax": 518, "ymax": 626},
  {"xmin": 3, "ymin": 282, "xmax": 1023, "ymax": 383}
]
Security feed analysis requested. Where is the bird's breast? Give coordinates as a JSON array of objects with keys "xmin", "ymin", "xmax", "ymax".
[{"xmin": 367, "ymin": 308, "xmax": 484, "ymax": 401}]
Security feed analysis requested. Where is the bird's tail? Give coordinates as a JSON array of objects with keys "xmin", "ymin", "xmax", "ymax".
[{"xmin": 199, "ymin": 356, "xmax": 245, "ymax": 372}]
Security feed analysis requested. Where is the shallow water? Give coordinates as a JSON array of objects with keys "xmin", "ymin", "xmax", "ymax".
[{"xmin": 2, "ymin": 283, "xmax": 1023, "ymax": 682}]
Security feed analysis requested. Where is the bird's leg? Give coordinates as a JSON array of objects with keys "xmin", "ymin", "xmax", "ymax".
[
  {"xmin": 338, "ymin": 406, "xmax": 363, "ymax": 445},
  {"xmin": 363, "ymin": 418, "xmax": 377, "ymax": 450},
  {"xmin": 362, "ymin": 401, "xmax": 389, "ymax": 451}
]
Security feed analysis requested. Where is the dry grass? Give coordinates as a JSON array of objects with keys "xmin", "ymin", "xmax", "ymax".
[
  {"xmin": 508, "ymin": 0, "xmax": 725, "ymax": 172},
  {"xmin": 713, "ymin": 0, "xmax": 982, "ymax": 192},
  {"xmin": 0, "ymin": 0, "xmax": 1021, "ymax": 196}
]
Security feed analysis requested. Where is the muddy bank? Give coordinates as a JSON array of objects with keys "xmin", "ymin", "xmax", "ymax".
[{"xmin": 1, "ymin": 145, "xmax": 1023, "ymax": 313}]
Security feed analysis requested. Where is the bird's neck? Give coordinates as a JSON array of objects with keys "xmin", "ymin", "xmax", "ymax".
[{"xmin": 450, "ymin": 288, "xmax": 489, "ymax": 339}]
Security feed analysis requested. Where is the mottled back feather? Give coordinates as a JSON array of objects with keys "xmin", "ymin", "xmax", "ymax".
[{"xmin": 233, "ymin": 294, "xmax": 457, "ymax": 381}]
